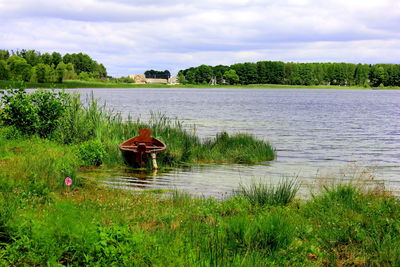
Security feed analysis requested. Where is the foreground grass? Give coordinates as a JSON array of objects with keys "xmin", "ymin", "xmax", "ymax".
[
  {"xmin": 0, "ymin": 135, "xmax": 399, "ymax": 266},
  {"xmin": 2, "ymin": 79, "xmax": 400, "ymax": 89}
]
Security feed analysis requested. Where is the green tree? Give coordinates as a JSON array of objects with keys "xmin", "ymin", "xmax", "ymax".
[
  {"xmin": 40, "ymin": 53, "xmax": 53, "ymax": 65},
  {"xmin": 29, "ymin": 67, "xmax": 38, "ymax": 83},
  {"xmin": 264, "ymin": 61, "xmax": 285, "ymax": 84},
  {"xmin": 386, "ymin": 64, "xmax": 400, "ymax": 86},
  {"xmin": 7, "ymin": 55, "xmax": 31, "ymax": 81},
  {"xmin": 56, "ymin": 62, "xmax": 67, "ymax": 83},
  {"xmin": 370, "ymin": 65, "xmax": 387, "ymax": 87},
  {"xmin": 0, "ymin": 50, "xmax": 10, "ymax": 60},
  {"xmin": 34, "ymin": 63, "xmax": 53, "ymax": 83},
  {"xmin": 97, "ymin": 63, "xmax": 107, "ymax": 78},
  {"xmin": 312, "ymin": 63, "xmax": 325, "ymax": 85},
  {"xmin": 0, "ymin": 60, "xmax": 9, "ymax": 80},
  {"xmin": 195, "ymin": 65, "xmax": 213, "ymax": 84},
  {"xmin": 22, "ymin": 50, "xmax": 42, "ymax": 66},
  {"xmin": 63, "ymin": 53, "xmax": 97, "ymax": 75},
  {"xmin": 64, "ymin": 63, "xmax": 77, "ymax": 80},
  {"xmin": 78, "ymin": 71, "xmax": 90, "ymax": 81},
  {"xmin": 51, "ymin": 52, "xmax": 62, "ymax": 66},
  {"xmin": 354, "ymin": 64, "xmax": 370, "ymax": 86},
  {"xmin": 177, "ymin": 71, "xmax": 187, "ymax": 84},
  {"xmin": 184, "ymin": 69, "xmax": 196, "ymax": 84},
  {"xmin": 231, "ymin": 63, "xmax": 257, "ymax": 84},
  {"xmin": 213, "ymin": 65, "xmax": 230, "ymax": 84},
  {"xmin": 223, "ymin": 69, "xmax": 239, "ymax": 84}
]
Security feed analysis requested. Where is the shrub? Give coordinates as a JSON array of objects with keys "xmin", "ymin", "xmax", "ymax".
[
  {"xmin": 0, "ymin": 87, "xmax": 39, "ymax": 135},
  {"xmin": 31, "ymin": 89, "xmax": 69, "ymax": 137},
  {"xmin": 77, "ymin": 139, "xmax": 106, "ymax": 166},
  {"xmin": 0, "ymin": 88, "xmax": 69, "ymax": 137}
]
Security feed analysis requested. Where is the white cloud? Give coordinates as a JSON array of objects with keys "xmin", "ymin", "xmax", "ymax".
[{"xmin": 0, "ymin": 0, "xmax": 399, "ymax": 76}]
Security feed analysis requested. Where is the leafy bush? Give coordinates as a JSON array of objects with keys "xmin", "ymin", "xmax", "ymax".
[
  {"xmin": 31, "ymin": 89, "xmax": 69, "ymax": 137},
  {"xmin": 77, "ymin": 139, "xmax": 106, "ymax": 166},
  {"xmin": 0, "ymin": 88, "xmax": 69, "ymax": 137},
  {"xmin": 0, "ymin": 88, "xmax": 39, "ymax": 135}
]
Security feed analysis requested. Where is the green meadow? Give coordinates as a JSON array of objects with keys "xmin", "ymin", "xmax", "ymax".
[{"xmin": 0, "ymin": 88, "xmax": 399, "ymax": 265}]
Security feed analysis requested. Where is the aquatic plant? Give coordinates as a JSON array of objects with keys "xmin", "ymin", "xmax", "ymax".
[
  {"xmin": 203, "ymin": 131, "xmax": 275, "ymax": 164},
  {"xmin": 234, "ymin": 178, "xmax": 299, "ymax": 206}
]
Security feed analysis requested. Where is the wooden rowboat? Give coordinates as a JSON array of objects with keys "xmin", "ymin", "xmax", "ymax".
[{"xmin": 119, "ymin": 129, "xmax": 166, "ymax": 168}]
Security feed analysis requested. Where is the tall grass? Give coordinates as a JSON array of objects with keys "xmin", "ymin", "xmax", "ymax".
[{"xmin": 234, "ymin": 178, "xmax": 299, "ymax": 206}]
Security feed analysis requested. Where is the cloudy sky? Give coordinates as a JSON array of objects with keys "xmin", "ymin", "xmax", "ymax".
[{"xmin": 1, "ymin": 0, "xmax": 399, "ymax": 76}]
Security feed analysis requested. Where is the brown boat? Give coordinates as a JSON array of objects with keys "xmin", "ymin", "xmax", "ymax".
[{"xmin": 119, "ymin": 129, "xmax": 166, "ymax": 168}]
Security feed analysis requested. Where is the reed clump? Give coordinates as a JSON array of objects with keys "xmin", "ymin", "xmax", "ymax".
[{"xmin": 234, "ymin": 178, "xmax": 300, "ymax": 206}]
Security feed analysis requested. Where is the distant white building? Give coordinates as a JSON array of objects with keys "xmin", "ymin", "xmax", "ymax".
[
  {"xmin": 129, "ymin": 74, "xmax": 180, "ymax": 85},
  {"xmin": 168, "ymin": 76, "xmax": 179, "ymax": 85}
]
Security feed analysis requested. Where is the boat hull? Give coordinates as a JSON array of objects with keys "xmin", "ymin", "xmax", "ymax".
[{"xmin": 119, "ymin": 129, "xmax": 166, "ymax": 168}]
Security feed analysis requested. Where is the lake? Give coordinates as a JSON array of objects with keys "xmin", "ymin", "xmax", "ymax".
[{"xmin": 75, "ymin": 88, "xmax": 400, "ymax": 197}]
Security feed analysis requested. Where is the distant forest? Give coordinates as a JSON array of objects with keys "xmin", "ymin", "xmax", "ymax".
[
  {"xmin": 0, "ymin": 49, "xmax": 107, "ymax": 83},
  {"xmin": 144, "ymin": 70, "xmax": 171, "ymax": 79},
  {"xmin": 178, "ymin": 61, "xmax": 400, "ymax": 87}
]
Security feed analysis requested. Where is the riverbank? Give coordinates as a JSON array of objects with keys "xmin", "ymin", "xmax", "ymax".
[
  {"xmin": 0, "ymin": 132, "xmax": 399, "ymax": 265},
  {"xmin": 1, "ymin": 80, "xmax": 399, "ymax": 89}
]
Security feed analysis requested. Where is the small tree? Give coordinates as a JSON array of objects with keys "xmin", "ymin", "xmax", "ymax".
[
  {"xmin": 7, "ymin": 55, "xmax": 31, "ymax": 81},
  {"xmin": 223, "ymin": 69, "xmax": 239, "ymax": 85},
  {"xmin": 35, "ymin": 63, "xmax": 52, "ymax": 83},
  {"xmin": 78, "ymin": 71, "xmax": 90, "ymax": 81},
  {"xmin": 64, "ymin": 63, "xmax": 77, "ymax": 80},
  {"xmin": 0, "ymin": 60, "xmax": 9, "ymax": 80},
  {"xmin": 177, "ymin": 72, "xmax": 187, "ymax": 84},
  {"xmin": 56, "ymin": 62, "xmax": 67, "ymax": 83}
]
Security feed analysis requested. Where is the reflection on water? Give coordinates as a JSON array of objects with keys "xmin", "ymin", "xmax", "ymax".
[{"xmin": 74, "ymin": 88, "xmax": 400, "ymax": 197}]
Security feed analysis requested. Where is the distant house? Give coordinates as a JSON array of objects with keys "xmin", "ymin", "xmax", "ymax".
[
  {"xmin": 146, "ymin": 78, "xmax": 168, "ymax": 84},
  {"xmin": 128, "ymin": 74, "xmax": 180, "ymax": 85},
  {"xmin": 128, "ymin": 74, "xmax": 147, "ymax": 84}
]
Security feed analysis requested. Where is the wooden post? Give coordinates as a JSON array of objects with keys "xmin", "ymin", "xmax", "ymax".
[{"xmin": 151, "ymin": 153, "xmax": 158, "ymax": 170}]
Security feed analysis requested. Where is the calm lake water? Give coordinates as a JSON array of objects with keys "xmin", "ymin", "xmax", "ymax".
[{"xmin": 75, "ymin": 88, "xmax": 400, "ymax": 197}]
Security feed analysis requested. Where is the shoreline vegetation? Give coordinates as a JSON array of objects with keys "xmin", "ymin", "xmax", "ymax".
[
  {"xmin": 2, "ymin": 49, "xmax": 400, "ymax": 90},
  {"xmin": 0, "ymin": 88, "xmax": 275, "ymax": 167},
  {"xmin": 0, "ymin": 88, "xmax": 399, "ymax": 265},
  {"xmin": 1, "ymin": 80, "xmax": 400, "ymax": 90}
]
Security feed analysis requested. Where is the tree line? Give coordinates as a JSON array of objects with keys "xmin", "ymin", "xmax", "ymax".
[
  {"xmin": 144, "ymin": 70, "xmax": 171, "ymax": 79},
  {"xmin": 0, "ymin": 49, "xmax": 107, "ymax": 83},
  {"xmin": 178, "ymin": 61, "xmax": 400, "ymax": 87}
]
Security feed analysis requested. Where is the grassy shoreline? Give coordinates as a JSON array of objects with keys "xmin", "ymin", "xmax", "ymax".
[
  {"xmin": 1, "ymin": 80, "xmax": 400, "ymax": 89},
  {"xmin": 1, "ymin": 87, "xmax": 399, "ymax": 265},
  {"xmin": 0, "ymin": 133, "xmax": 399, "ymax": 265}
]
